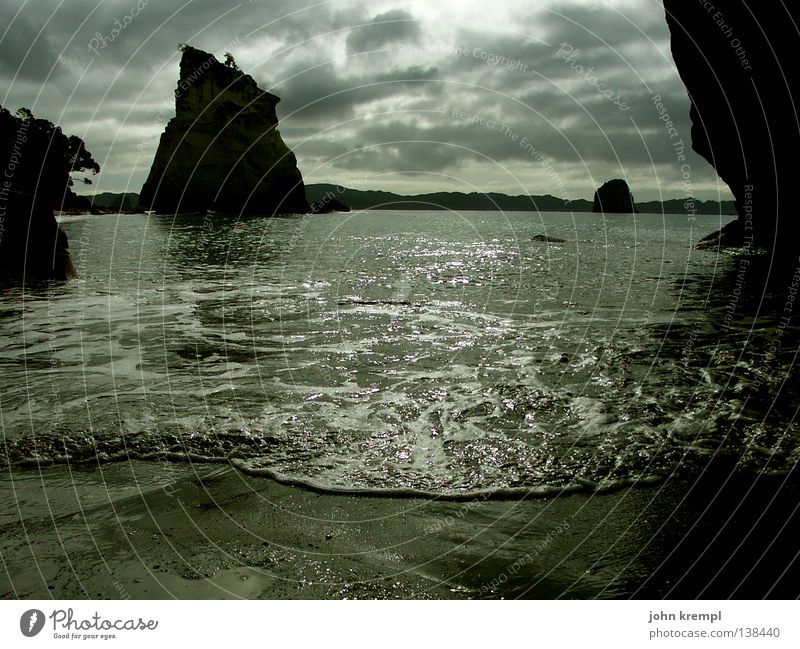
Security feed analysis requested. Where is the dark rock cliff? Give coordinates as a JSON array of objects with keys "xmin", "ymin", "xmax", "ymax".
[
  {"xmin": 0, "ymin": 191, "xmax": 76, "ymax": 282},
  {"xmin": 0, "ymin": 106, "xmax": 98, "ymax": 281},
  {"xmin": 663, "ymin": 1, "xmax": 800, "ymax": 256},
  {"xmin": 592, "ymin": 179, "xmax": 637, "ymax": 213},
  {"xmin": 139, "ymin": 46, "xmax": 308, "ymax": 215}
]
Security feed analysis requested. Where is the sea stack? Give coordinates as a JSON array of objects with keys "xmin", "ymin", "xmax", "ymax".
[
  {"xmin": 592, "ymin": 179, "xmax": 636, "ymax": 213},
  {"xmin": 663, "ymin": 1, "xmax": 800, "ymax": 256},
  {"xmin": 139, "ymin": 45, "xmax": 308, "ymax": 215}
]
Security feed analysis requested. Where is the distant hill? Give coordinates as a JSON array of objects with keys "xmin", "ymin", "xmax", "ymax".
[
  {"xmin": 89, "ymin": 192, "xmax": 139, "ymax": 211},
  {"xmin": 305, "ymin": 184, "xmax": 593, "ymax": 212},
  {"xmin": 636, "ymin": 198, "xmax": 737, "ymax": 215},
  {"xmin": 306, "ymin": 184, "xmax": 736, "ymax": 215},
  {"xmin": 82, "ymin": 188, "xmax": 737, "ymax": 216}
]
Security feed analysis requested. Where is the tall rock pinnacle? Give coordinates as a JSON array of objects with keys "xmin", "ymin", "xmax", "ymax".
[{"xmin": 139, "ymin": 45, "xmax": 308, "ymax": 215}]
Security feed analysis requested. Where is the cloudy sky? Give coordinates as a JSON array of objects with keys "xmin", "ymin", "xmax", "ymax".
[{"xmin": 1, "ymin": 0, "xmax": 732, "ymax": 201}]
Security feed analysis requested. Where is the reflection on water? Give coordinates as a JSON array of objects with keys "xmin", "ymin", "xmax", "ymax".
[{"xmin": 1, "ymin": 210, "xmax": 798, "ymax": 499}]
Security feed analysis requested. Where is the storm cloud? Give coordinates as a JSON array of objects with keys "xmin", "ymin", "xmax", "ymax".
[
  {"xmin": 345, "ymin": 9, "xmax": 421, "ymax": 54},
  {"xmin": 0, "ymin": 0, "xmax": 730, "ymax": 201}
]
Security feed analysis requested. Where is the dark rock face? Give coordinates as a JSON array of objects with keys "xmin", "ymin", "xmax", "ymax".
[
  {"xmin": 310, "ymin": 197, "xmax": 351, "ymax": 214},
  {"xmin": 139, "ymin": 46, "xmax": 308, "ymax": 215},
  {"xmin": 0, "ymin": 191, "xmax": 76, "ymax": 282},
  {"xmin": 663, "ymin": 1, "xmax": 800, "ymax": 255},
  {"xmin": 592, "ymin": 179, "xmax": 636, "ymax": 213}
]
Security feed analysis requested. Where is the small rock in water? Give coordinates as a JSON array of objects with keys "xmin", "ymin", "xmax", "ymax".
[{"xmin": 325, "ymin": 533, "xmax": 333, "ymax": 540}]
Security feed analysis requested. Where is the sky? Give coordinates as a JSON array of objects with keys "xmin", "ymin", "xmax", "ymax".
[{"xmin": 0, "ymin": 0, "xmax": 733, "ymax": 202}]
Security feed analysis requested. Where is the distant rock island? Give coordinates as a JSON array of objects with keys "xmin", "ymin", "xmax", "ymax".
[
  {"xmin": 664, "ymin": 1, "xmax": 800, "ymax": 256},
  {"xmin": 139, "ymin": 45, "xmax": 308, "ymax": 215},
  {"xmin": 593, "ymin": 179, "xmax": 637, "ymax": 213}
]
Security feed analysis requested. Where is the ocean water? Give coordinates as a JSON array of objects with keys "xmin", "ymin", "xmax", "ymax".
[{"xmin": 2, "ymin": 210, "xmax": 798, "ymax": 497}]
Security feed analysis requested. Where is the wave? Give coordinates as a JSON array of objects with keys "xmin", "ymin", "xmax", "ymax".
[{"xmin": 0, "ymin": 445, "xmax": 667, "ymax": 501}]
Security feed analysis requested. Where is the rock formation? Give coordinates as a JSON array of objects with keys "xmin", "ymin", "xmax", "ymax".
[
  {"xmin": 0, "ymin": 191, "xmax": 76, "ymax": 282},
  {"xmin": 310, "ymin": 197, "xmax": 350, "ymax": 214},
  {"xmin": 663, "ymin": 1, "xmax": 800, "ymax": 256},
  {"xmin": 592, "ymin": 179, "xmax": 636, "ymax": 213},
  {"xmin": 0, "ymin": 106, "xmax": 97, "ymax": 281},
  {"xmin": 139, "ymin": 46, "xmax": 308, "ymax": 215},
  {"xmin": 531, "ymin": 234, "xmax": 566, "ymax": 243}
]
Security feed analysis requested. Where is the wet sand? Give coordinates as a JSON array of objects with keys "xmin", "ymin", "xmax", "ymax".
[{"xmin": 2, "ymin": 460, "xmax": 799, "ymax": 599}]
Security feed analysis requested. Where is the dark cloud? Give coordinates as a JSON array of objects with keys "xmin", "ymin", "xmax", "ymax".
[
  {"xmin": 536, "ymin": 3, "xmax": 669, "ymax": 49},
  {"xmin": 272, "ymin": 63, "xmax": 442, "ymax": 125},
  {"xmin": 0, "ymin": 0, "xmax": 728, "ymax": 200},
  {"xmin": 345, "ymin": 9, "xmax": 421, "ymax": 55},
  {"xmin": 0, "ymin": 6, "xmax": 67, "ymax": 82}
]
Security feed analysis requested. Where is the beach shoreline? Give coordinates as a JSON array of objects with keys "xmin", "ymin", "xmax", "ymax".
[{"xmin": 3, "ymin": 460, "xmax": 798, "ymax": 599}]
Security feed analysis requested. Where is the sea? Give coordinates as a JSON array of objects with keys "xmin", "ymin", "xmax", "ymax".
[{"xmin": 2, "ymin": 209, "xmax": 799, "ymax": 499}]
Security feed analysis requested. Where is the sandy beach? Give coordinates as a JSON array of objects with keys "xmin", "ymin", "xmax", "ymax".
[{"xmin": 2, "ymin": 460, "xmax": 798, "ymax": 599}]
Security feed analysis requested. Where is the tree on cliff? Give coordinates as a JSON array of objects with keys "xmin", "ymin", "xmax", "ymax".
[
  {"xmin": 223, "ymin": 52, "xmax": 240, "ymax": 70},
  {"xmin": 0, "ymin": 105, "xmax": 99, "ymax": 208}
]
